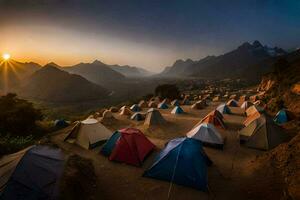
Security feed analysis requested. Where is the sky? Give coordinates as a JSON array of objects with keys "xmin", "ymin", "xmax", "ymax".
[{"xmin": 0, "ymin": 0, "xmax": 300, "ymax": 72}]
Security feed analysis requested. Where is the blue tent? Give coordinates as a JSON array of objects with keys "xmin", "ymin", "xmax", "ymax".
[
  {"xmin": 1, "ymin": 145, "xmax": 65, "ymax": 200},
  {"xmin": 131, "ymin": 113, "xmax": 144, "ymax": 121},
  {"xmin": 130, "ymin": 104, "xmax": 141, "ymax": 112},
  {"xmin": 216, "ymin": 104, "xmax": 231, "ymax": 114},
  {"xmin": 143, "ymin": 137, "xmax": 210, "ymax": 191},
  {"xmin": 54, "ymin": 119, "xmax": 68, "ymax": 127},
  {"xmin": 171, "ymin": 106, "xmax": 184, "ymax": 114},
  {"xmin": 158, "ymin": 102, "xmax": 168, "ymax": 109},
  {"xmin": 274, "ymin": 109, "xmax": 288, "ymax": 124},
  {"xmin": 101, "ymin": 131, "xmax": 121, "ymax": 156},
  {"xmin": 171, "ymin": 100, "xmax": 180, "ymax": 106}
]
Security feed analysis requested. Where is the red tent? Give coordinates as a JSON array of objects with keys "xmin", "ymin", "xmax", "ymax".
[{"xmin": 109, "ymin": 128, "xmax": 155, "ymax": 166}]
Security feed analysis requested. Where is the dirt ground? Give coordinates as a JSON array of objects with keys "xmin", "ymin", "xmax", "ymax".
[{"xmin": 49, "ymin": 102, "xmax": 288, "ymax": 200}]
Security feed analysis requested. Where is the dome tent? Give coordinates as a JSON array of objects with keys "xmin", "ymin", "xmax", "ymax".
[
  {"xmin": 101, "ymin": 128, "xmax": 155, "ymax": 166},
  {"xmin": 157, "ymin": 102, "xmax": 169, "ymax": 109},
  {"xmin": 216, "ymin": 103, "xmax": 231, "ymax": 114},
  {"xmin": 143, "ymin": 137, "xmax": 210, "ymax": 191},
  {"xmin": 240, "ymin": 101, "xmax": 253, "ymax": 110},
  {"xmin": 144, "ymin": 108, "xmax": 166, "ymax": 126},
  {"xmin": 239, "ymin": 115, "xmax": 288, "ymax": 150},
  {"xmin": 226, "ymin": 99, "xmax": 239, "ymax": 107},
  {"xmin": 54, "ymin": 119, "xmax": 68, "ymax": 127},
  {"xmin": 131, "ymin": 112, "xmax": 144, "ymax": 121},
  {"xmin": 187, "ymin": 123, "xmax": 224, "ymax": 149},
  {"xmin": 198, "ymin": 113, "xmax": 226, "ymax": 129},
  {"xmin": 245, "ymin": 105, "xmax": 264, "ymax": 116},
  {"xmin": 130, "ymin": 104, "xmax": 141, "ymax": 112},
  {"xmin": 274, "ymin": 109, "xmax": 288, "ymax": 124},
  {"xmin": 171, "ymin": 99, "xmax": 180, "ymax": 106},
  {"xmin": 171, "ymin": 106, "xmax": 184, "ymax": 114},
  {"xmin": 64, "ymin": 118, "xmax": 113, "ymax": 149},
  {"xmin": 1, "ymin": 145, "xmax": 64, "ymax": 200},
  {"xmin": 119, "ymin": 106, "xmax": 132, "ymax": 116}
]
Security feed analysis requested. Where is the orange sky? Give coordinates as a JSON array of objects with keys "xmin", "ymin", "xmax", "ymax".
[{"xmin": 0, "ymin": 24, "xmax": 189, "ymax": 72}]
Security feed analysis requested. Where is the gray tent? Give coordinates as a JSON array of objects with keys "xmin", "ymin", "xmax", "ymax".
[
  {"xmin": 1, "ymin": 145, "xmax": 65, "ymax": 200},
  {"xmin": 239, "ymin": 115, "xmax": 288, "ymax": 150}
]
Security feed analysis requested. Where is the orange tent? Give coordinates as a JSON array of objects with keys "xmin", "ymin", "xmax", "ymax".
[
  {"xmin": 243, "ymin": 111, "xmax": 261, "ymax": 126},
  {"xmin": 200, "ymin": 115, "xmax": 226, "ymax": 129}
]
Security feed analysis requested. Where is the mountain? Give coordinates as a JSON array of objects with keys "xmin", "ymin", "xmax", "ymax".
[
  {"xmin": 160, "ymin": 59, "xmax": 195, "ymax": 76},
  {"xmin": 0, "ymin": 60, "xmax": 41, "ymax": 93},
  {"xmin": 17, "ymin": 64, "xmax": 110, "ymax": 103},
  {"xmin": 109, "ymin": 64, "xmax": 152, "ymax": 77},
  {"xmin": 64, "ymin": 60, "xmax": 126, "ymax": 87},
  {"xmin": 160, "ymin": 41, "xmax": 286, "ymax": 80}
]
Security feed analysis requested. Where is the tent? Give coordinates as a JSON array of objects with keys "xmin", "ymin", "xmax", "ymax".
[
  {"xmin": 239, "ymin": 95, "xmax": 249, "ymax": 102},
  {"xmin": 239, "ymin": 115, "xmax": 288, "ymax": 150},
  {"xmin": 240, "ymin": 101, "xmax": 253, "ymax": 110},
  {"xmin": 119, "ymin": 106, "xmax": 132, "ymax": 116},
  {"xmin": 1, "ymin": 145, "xmax": 64, "ymax": 200},
  {"xmin": 171, "ymin": 99, "xmax": 180, "ymax": 106},
  {"xmin": 138, "ymin": 100, "xmax": 148, "ymax": 108},
  {"xmin": 191, "ymin": 100, "xmax": 206, "ymax": 110},
  {"xmin": 54, "ymin": 119, "xmax": 68, "ymax": 127},
  {"xmin": 102, "ymin": 110, "xmax": 114, "ymax": 118},
  {"xmin": 131, "ymin": 113, "xmax": 144, "ymax": 121},
  {"xmin": 162, "ymin": 98, "xmax": 171, "ymax": 104},
  {"xmin": 171, "ymin": 106, "xmax": 184, "ymax": 114},
  {"xmin": 143, "ymin": 137, "xmax": 210, "ymax": 191},
  {"xmin": 208, "ymin": 109, "xmax": 224, "ymax": 119},
  {"xmin": 274, "ymin": 109, "xmax": 288, "ymax": 124},
  {"xmin": 148, "ymin": 101, "xmax": 158, "ymax": 108},
  {"xmin": 243, "ymin": 111, "xmax": 261, "ymax": 127},
  {"xmin": 199, "ymin": 113, "xmax": 226, "ymax": 129},
  {"xmin": 226, "ymin": 99, "xmax": 239, "ymax": 107},
  {"xmin": 157, "ymin": 102, "xmax": 168, "ymax": 109},
  {"xmin": 130, "ymin": 104, "xmax": 141, "ymax": 112},
  {"xmin": 101, "ymin": 128, "xmax": 155, "ymax": 166},
  {"xmin": 212, "ymin": 96, "xmax": 220, "ymax": 102},
  {"xmin": 229, "ymin": 94, "xmax": 238, "ymax": 100},
  {"xmin": 216, "ymin": 103, "xmax": 231, "ymax": 114},
  {"xmin": 181, "ymin": 98, "xmax": 190, "ymax": 105},
  {"xmin": 64, "ymin": 118, "xmax": 113, "ymax": 149},
  {"xmin": 109, "ymin": 107, "xmax": 118, "ymax": 113},
  {"xmin": 144, "ymin": 109, "xmax": 166, "ymax": 126},
  {"xmin": 187, "ymin": 123, "xmax": 224, "ymax": 149},
  {"xmin": 245, "ymin": 105, "xmax": 264, "ymax": 116}
]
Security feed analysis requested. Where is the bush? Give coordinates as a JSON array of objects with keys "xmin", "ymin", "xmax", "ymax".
[
  {"xmin": 155, "ymin": 84, "xmax": 180, "ymax": 100},
  {"xmin": 0, "ymin": 93, "xmax": 43, "ymax": 137},
  {"xmin": 0, "ymin": 134, "xmax": 34, "ymax": 156}
]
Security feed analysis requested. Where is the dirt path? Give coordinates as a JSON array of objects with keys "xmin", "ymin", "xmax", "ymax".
[{"xmin": 50, "ymin": 102, "xmax": 265, "ymax": 200}]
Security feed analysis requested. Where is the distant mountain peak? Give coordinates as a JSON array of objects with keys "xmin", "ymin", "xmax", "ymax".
[
  {"xmin": 47, "ymin": 62, "xmax": 60, "ymax": 67},
  {"xmin": 253, "ymin": 40, "xmax": 263, "ymax": 48},
  {"xmin": 92, "ymin": 60, "xmax": 105, "ymax": 65},
  {"xmin": 238, "ymin": 42, "xmax": 252, "ymax": 49}
]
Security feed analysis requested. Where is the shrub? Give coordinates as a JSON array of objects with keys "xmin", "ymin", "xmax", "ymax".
[
  {"xmin": 0, "ymin": 93, "xmax": 43, "ymax": 137},
  {"xmin": 0, "ymin": 134, "xmax": 34, "ymax": 156}
]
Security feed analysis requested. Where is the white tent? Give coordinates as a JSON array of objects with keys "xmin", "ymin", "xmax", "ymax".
[
  {"xmin": 64, "ymin": 118, "xmax": 112, "ymax": 149},
  {"xmin": 187, "ymin": 123, "xmax": 224, "ymax": 148}
]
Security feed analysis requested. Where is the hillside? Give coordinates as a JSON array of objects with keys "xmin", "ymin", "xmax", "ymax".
[
  {"xmin": 160, "ymin": 41, "xmax": 286, "ymax": 81},
  {"xmin": 258, "ymin": 49, "xmax": 300, "ymax": 115},
  {"xmin": 0, "ymin": 60, "xmax": 41, "ymax": 93},
  {"xmin": 17, "ymin": 64, "xmax": 110, "ymax": 103}
]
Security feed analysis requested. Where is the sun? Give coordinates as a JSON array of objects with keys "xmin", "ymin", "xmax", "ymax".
[{"xmin": 2, "ymin": 53, "xmax": 11, "ymax": 61}]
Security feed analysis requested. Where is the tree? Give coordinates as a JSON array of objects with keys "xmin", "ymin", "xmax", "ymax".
[
  {"xmin": 0, "ymin": 93, "xmax": 43, "ymax": 136},
  {"xmin": 155, "ymin": 84, "xmax": 180, "ymax": 100}
]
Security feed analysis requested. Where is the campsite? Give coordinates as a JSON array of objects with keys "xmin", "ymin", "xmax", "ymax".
[{"xmin": 0, "ymin": 1, "xmax": 299, "ymax": 200}]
